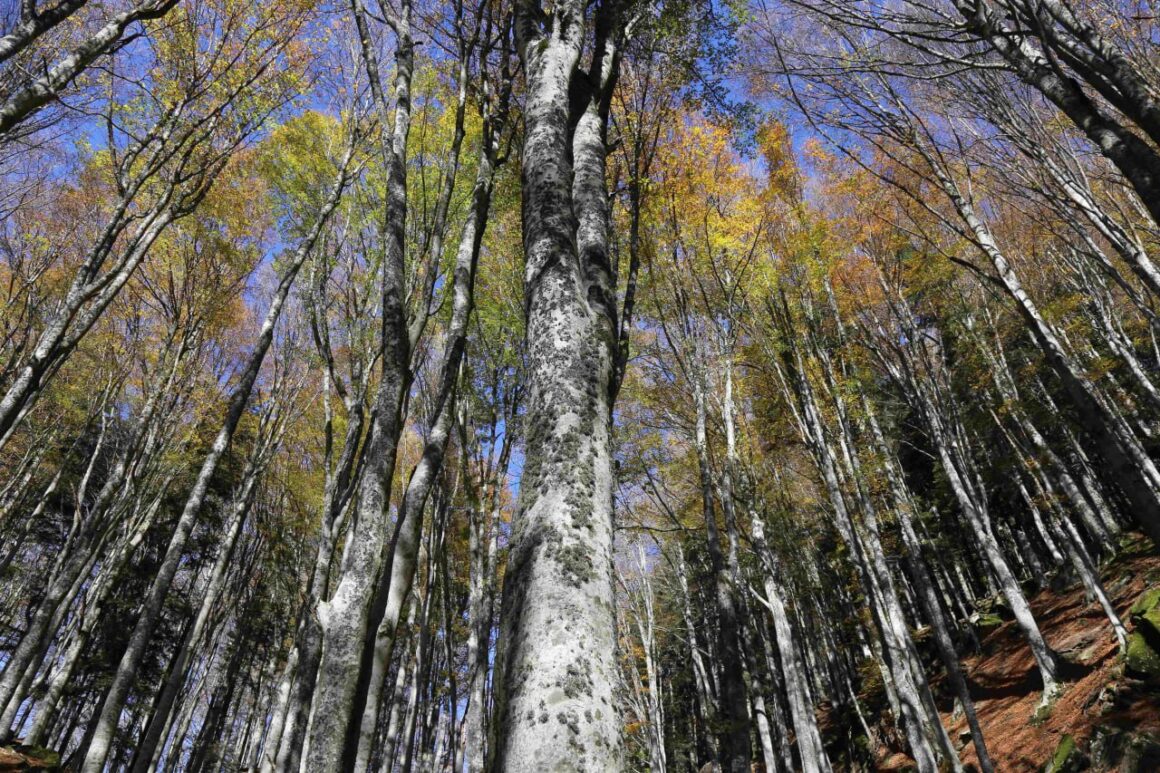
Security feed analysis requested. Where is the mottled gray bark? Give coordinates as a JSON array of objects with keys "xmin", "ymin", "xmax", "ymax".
[
  {"xmin": 0, "ymin": 0, "xmax": 89, "ymax": 64},
  {"xmin": 459, "ymin": 491, "xmax": 492, "ymax": 773},
  {"xmin": 491, "ymin": 1, "xmax": 627, "ymax": 768},
  {"xmin": 379, "ymin": 601, "xmax": 419, "ymax": 771},
  {"xmin": 352, "ymin": 103, "xmax": 499, "ymax": 772},
  {"xmin": 262, "ymin": 367, "xmax": 368, "ymax": 772},
  {"xmin": 0, "ymin": 0, "xmax": 179, "ymax": 135},
  {"xmin": 301, "ymin": 4, "xmax": 413, "ymax": 767},
  {"xmin": 259, "ymin": 646, "xmax": 297, "ymax": 772},
  {"xmin": 954, "ymin": 0, "xmax": 1160, "ymax": 227}
]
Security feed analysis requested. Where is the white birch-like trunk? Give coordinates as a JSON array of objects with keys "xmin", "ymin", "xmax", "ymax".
[
  {"xmin": 751, "ymin": 517, "xmax": 831, "ymax": 773},
  {"xmin": 491, "ymin": 2, "xmax": 625, "ymax": 768}
]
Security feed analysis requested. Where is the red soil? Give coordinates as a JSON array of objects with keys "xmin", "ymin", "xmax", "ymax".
[{"xmin": 877, "ymin": 537, "xmax": 1160, "ymax": 772}]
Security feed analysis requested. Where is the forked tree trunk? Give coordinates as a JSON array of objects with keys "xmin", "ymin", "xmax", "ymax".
[{"xmin": 491, "ymin": 1, "xmax": 626, "ymax": 768}]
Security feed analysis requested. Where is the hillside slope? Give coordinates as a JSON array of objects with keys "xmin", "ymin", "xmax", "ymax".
[{"xmin": 877, "ymin": 538, "xmax": 1160, "ymax": 772}]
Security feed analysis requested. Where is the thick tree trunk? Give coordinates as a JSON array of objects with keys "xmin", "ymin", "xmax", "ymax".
[{"xmin": 491, "ymin": 3, "xmax": 625, "ymax": 768}]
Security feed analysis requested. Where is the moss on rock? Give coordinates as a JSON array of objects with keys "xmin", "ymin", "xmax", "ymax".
[
  {"xmin": 1129, "ymin": 587, "xmax": 1160, "ymax": 639},
  {"xmin": 1126, "ymin": 630, "xmax": 1160, "ymax": 679},
  {"xmin": 1129, "ymin": 587, "xmax": 1160, "ymax": 618},
  {"xmin": 971, "ymin": 612, "xmax": 1004, "ymax": 637},
  {"xmin": 1044, "ymin": 733, "xmax": 1087, "ymax": 773},
  {"xmin": 0, "ymin": 744, "xmax": 61, "ymax": 772},
  {"xmin": 1126, "ymin": 587, "xmax": 1160, "ymax": 680}
]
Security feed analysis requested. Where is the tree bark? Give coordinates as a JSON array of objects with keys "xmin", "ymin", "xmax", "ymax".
[{"xmin": 491, "ymin": 2, "xmax": 626, "ymax": 768}]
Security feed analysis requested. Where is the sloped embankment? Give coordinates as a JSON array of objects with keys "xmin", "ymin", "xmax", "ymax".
[{"xmin": 879, "ymin": 537, "xmax": 1160, "ymax": 771}]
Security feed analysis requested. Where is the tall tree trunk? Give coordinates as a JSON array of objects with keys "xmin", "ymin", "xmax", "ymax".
[
  {"xmin": 956, "ymin": 0, "xmax": 1160, "ymax": 228},
  {"xmin": 864, "ymin": 408, "xmax": 994, "ymax": 773},
  {"xmin": 774, "ymin": 311, "xmax": 942, "ymax": 771},
  {"xmin": 751, "ymin": 517, "xmax": 831, "ymax": 773},
  {"xmin": 302, "ymin": 5, "xmax": 413, "ymax": 767},
  {"xmin": 491, "ymin": 2, "xmax": 626, "ymax": 768},
  {"xmin": 692, "ymin": 372, "xmax": 752, "ymax": 773},
  {"xmin": 129, "ymin": 448, "xmax": 265, "ymax": 773},
  {"xmin": 351, "ymin": 121, "xmax": 499, "ymax": 771},
  {"xmin": 918, "ymin": 140, "xmax": 1160, "ymax": 544},
  {"xmin": 79, "ymin": 144, "xmax": 354, "ymax": 773}
]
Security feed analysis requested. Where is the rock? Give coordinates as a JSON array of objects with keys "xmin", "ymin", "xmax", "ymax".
[
  {"xmin": 1129, "ymin": 587, "xmax": 1160, "ymax": 618},
  {"xmin": 1086, "ymin": 681, "xmax": 1132, "ymax": 716},
  {"xmin": 1057, "ymin": 626, "xmax": 1103, "ymax": 664},
  {"xmin": 1044, "ymin": 734, "xmax": 1088, "ymax": 773},
  {"xmin": 1091, "ymin": 726, "xmax": 1129, "ymax": 771},
  {"xmin": 951, "ymin": 698, "xmax": 965, "ymax": 723},
  {"xmin": 1125, "ymin": 631, "xmax": 1160, "ymax": 679},
  {"xmin": 1119, "ymin": 732, "xmax": 1160, "ymax": 772},
  {"xmin": 1126, "ymin": 587, "xmax": 1160, "ymax": 681},
  {"xmin": 1105, "ymin": 573, "xmax": 1134, "ymax": 598},
  {"xmin": 1129, "ymin": 587, "xmax": 1160, "ymax": 639},
  {"xmin": 1089, "ymin": 726, "xmax": 1160, "ymax": 773},
  {"xmin": 969, "ymin": 612, "xmax": 1004, "ymax": 635},
  {"xmin": 973, "ymin": 596, "xmax": 1012, "ymax": 618}
]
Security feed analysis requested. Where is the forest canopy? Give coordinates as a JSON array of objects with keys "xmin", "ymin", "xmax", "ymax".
[{"xmin": 2, "ymin": 0, "xmax": 1160, "ymax": 771}]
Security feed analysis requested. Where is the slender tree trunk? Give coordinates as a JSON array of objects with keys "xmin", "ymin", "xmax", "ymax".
[
  {"xmin": 129, "ymin": 453, "xmax": 264, "ymax": 773},
  {"xmin": 352, "ymin": 133, "xmax": 498, "ymax": 771},
  {"xmin": 692, "ymin": 373, "xmax": 751, "ymax": 773},
  {"xmin": 302, "ymin": 9, "xmax": 413, "ymax": 765},
  {"xmin": 674, "ymin": 543, "xmax": 718, "ymax": 764},
  {"xmin": 79, "ymin": 144, "xmax": 353, "ymax": 772},
  {"xmin": 775, "ymin": 316, "xmax": 941, "ymax": 771},
  {"xmin": 751, "ymin": 517, "xmax": 831, "ymax": 773},
  {"xmin": 920, "ymin": 144, "xmax": 1160, "ymax": 544},
  {"xmin": 864, "ymin": 409, "xmax": 994, "ymax": 772}
]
